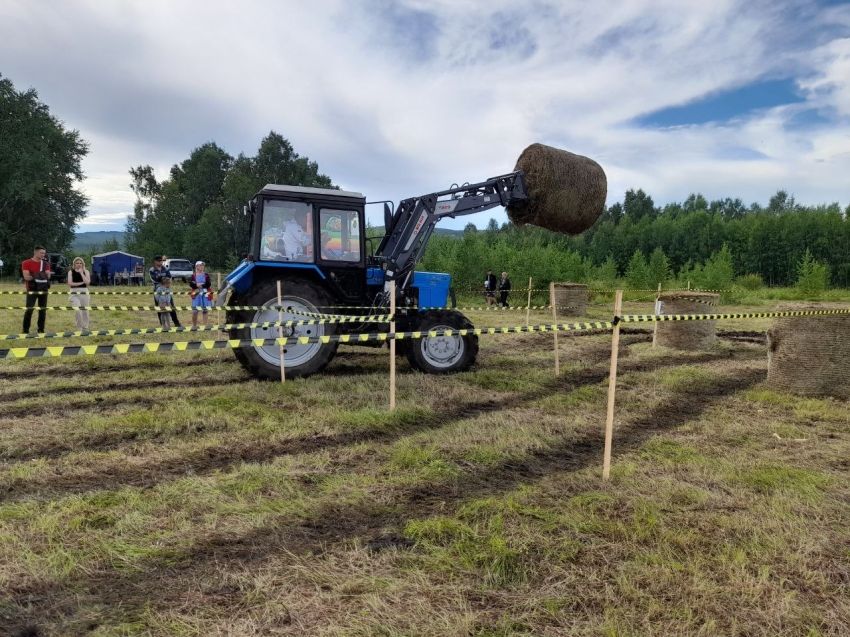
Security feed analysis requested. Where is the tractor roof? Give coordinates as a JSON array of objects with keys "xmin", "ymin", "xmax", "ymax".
[{"xmin": 260, "ymin": 184, "xmax": 365, "ymax": 200}]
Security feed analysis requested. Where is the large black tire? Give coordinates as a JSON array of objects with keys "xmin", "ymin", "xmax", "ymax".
[
  {"xmin": 227, "ymin": 278, "xmax": 338, "ymax": 379},
  {"xmin": 405, "ymin": 310, "xmax": 478, "ymax": 374}
]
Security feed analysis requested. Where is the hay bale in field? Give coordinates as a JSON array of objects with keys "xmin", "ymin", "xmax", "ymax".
[
  {"xmin": 552, "ymin": 282, "xmax": 588, "ymax": 316},
  {"xmin": 655, "ymin": 292, "xmax": 720, "ymax": 350},
  {"xmin": 507, "ymin": 143, "xmax": 606, "ymax": 235},
  {"xmin": 767, "ymin": 304, "xmax": 850, "ymax": 399}
]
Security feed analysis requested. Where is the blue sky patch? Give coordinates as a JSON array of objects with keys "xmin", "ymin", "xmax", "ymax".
[
  {"xmin": 635, "ymin": 78, "xmax": 805, "ymax": 127},
  {"xmin": 371, "ymin": 0, "xmax": 441, "ymax": 63}
]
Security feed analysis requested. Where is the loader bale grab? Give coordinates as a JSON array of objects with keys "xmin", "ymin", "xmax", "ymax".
[{"xmin": 507, "ymin": 143, "xmax": 607, "ymax": 234}]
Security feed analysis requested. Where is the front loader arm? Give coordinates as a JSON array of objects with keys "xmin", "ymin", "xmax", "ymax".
[{"xmin": 373, "ymin": 171, "xmax": 528, "ymax": 294}]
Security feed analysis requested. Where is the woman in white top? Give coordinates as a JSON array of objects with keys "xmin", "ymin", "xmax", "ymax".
[{"xmin": 67, "ymin": 257, "xmax": 91, "ymax": 330}]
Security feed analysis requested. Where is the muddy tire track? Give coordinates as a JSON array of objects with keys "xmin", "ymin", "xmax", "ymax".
[
  {"xmin": 2, "ymin": 363, "xmax": 767, "ymax": 635},
  {"xmin": 1, "ymin": 348, "xmax": 759, "ymax": 502}
]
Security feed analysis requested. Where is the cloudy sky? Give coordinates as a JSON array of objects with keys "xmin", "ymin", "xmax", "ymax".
[{"xmin": 2, "ymin": 0, "xmax": 849, "ymax": 232}]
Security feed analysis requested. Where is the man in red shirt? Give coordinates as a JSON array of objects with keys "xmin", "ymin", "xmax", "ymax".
[{"xmin": 21, "ymin": 245, "xmax": 51, "ymax": 333}]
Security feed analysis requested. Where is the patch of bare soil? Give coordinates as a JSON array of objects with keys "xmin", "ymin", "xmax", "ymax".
[
  {"xmin": 0, "ymin": 375, "xmax": 251, "ymax": 405},
  {"xmin": 718, "ymin": 330, "xmax": 767, "ymax": 345},
  {"xmin": 0, "ymin": 358, "xmax": 216, "ymax": 381},
  {"xmin": 1, "ymin": 347, "xmax": 748, "ymax": 503}
]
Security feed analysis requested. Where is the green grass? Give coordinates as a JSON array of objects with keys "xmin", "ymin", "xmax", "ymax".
[{"xmin": 1, "ymin": 281, "xmax": 850, "ymax": 635}]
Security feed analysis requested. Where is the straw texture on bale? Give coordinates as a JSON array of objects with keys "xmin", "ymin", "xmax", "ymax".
[
  {"xmin": 507, "ymin": 143, "xmax": 607, "ymax": 234},
  {"xmin": 655, "ymin": 292, "xmax": 720, "ymax": 350},
  {"xmin": 767, "ymin": 305, "xmax": 850, "ymax": 399},
  {"xmin": 552, "ymin": 283, "xmax": 588, "ymax": 316}
]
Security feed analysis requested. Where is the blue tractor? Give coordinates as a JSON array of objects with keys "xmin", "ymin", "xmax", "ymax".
[{"xmin": 218, "ymin": 173, "xmax": 529, "ymax": 379}]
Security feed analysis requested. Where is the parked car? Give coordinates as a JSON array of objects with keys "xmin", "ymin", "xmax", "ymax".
[
  {"xmin": 46, "ymin": 253, "xmax": 69, "ymax": 282},
  {"xmin": 163, "ymin": 258, "xmax": 193, "ymax": 282}
]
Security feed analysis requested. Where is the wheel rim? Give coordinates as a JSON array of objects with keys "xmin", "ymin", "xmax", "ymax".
[
  {"xmin": 250, "ymin": 296, "xmax": 326, "ymax": 368},
  {"xmin": 419, "ymin": 324, "xmax": 465, "ymax": 369}
]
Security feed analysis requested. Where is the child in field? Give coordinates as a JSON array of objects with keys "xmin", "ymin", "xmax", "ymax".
[
  {"xmin": 154, "ymin": 276, "xmax": 175, "ymax": 329},
  {"xmin": 190, "ymin": 261, "xmax": 213, "ymax": 326}
]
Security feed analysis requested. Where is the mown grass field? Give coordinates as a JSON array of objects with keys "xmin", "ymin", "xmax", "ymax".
[{"xmin": 1, "ymin": 281, "xmax": 849, "ymax": 636}]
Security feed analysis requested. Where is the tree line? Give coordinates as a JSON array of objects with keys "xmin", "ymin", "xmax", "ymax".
[{"xmin": 419, "ymin": 189, "xmax": 850, "ymax": 292}]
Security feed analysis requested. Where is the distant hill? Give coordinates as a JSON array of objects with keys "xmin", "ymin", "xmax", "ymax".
[{"xmin": 72, "ymin": 231, "xmax": 125, "ymax": 253}]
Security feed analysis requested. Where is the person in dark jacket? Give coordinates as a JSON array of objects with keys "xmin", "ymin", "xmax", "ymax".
[
  {"xmin": 98, "ymin": 260, "xmax": 109, "ymax": 286},
  {"xmin": 499, "ymin": 271, "xmax": 511, "ymax": 307},
  {"xmin": 484, "ymin": 269, "xmax": 498, "ymax": 306},
  {"xmin": 149, "ymin": 255, "xmax": 181, "ymax": 327}
]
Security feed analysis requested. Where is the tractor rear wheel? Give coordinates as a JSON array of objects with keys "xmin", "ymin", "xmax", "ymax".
[
  {"xmin": 405, "ymin": 310, "xmax": 478, "ymax": 374},
  {"xmin": 227, "ymin": 278, "xmax": 338, "ymax": 379}
]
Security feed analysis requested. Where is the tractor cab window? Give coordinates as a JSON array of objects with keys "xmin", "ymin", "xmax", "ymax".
[
  {"xmin": 319, "ymin": 209, "xmax": 361, "ymax": 263},
  {"xmin": 260, "ymin": 200, "xmax": 314, "ymax": 263}
]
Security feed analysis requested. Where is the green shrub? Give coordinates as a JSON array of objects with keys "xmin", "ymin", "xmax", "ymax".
[
  {"xmin": 625, "ymin": 250, "xmax": 650, "ymax": 289},
  {"xmin": 795, "ymin": 249, "xmax": 831, "ymax": 297},
  {"xmin": 736, "ymin": 273, "xmax": 763, "ymax": 290}
]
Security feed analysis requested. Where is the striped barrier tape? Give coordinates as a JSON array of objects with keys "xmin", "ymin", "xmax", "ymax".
[
  {"xmin": 0, "ymin": 321, "xmax": 614, "ymax": 359},
  {"xmin": 0, "ymin": 317, "xmax": 391, "ymax": 340},
  {"xmin": 2, "ymin": 308, "xmax": 847, "ymax": 359},
  {"xmin": 0, "ymin": 305, "xmax": 393, "ymax": 319},
  {"xmin": 618, "ymin": 309, "xmax": 850, "ymax": 323},
  {"xmin": 0, "ymin": 286, "xmax": 734, "ymax": 297},
  {"xmin": 0, "ymin": 290, "xmax": 194, "ymax": 295},
  {"xmin": 418, "ymin": 305, "xmax": 585, "ymax": 312},
  {"xmin": 664, "ymin": 296, "xmax": 719, "ymax": 307}
]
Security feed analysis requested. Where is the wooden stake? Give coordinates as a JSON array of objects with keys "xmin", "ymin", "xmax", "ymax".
[
  {"xmin": 687, "ymin": 280, "xmax": 691, "ymax": 291},
  {"xmin": 216, "ymin": 272, "xmax": 222, "ymax": 339},
  {"xmin": 602, "ymin": 290, "xmax": 623, "ymax": 481},
  {"xmin": 550, "ymin": 281, "xmax": 560, "ymax": 376},
  {"xmin": 526, "ymin": 277, "xmax": 533, "ymax": 327},
  {"xmin": 389, "ymin": 280, "xmax": 396, "ymax": 411},
  {"xmin": 652, "ymin": 282, "xmax": 661, "ymax": 348},
  {"xmin": 277, "ymin": 280, "xmax": 285, "ymax": 383}
]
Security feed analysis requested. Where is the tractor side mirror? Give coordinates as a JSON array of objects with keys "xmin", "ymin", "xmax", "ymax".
[{"xmin": 383, "ymin": 203, "xmax": 392, "ymax": 231}]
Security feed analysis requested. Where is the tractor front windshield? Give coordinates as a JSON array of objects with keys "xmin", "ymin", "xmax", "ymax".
[{"xmin": 260, "ymin": 200, "xmax": 314, "ymax": 263}]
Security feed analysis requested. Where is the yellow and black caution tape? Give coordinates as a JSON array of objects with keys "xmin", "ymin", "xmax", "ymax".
[
  {"xmin": 0, "ymin": 305, "xmax": 392, "ymax": 320},
  {"xmin": 0, "ymin": 290, "xmax": 193, "ymax": 295},
  {"xmin": 0, "ymin": 321, "xmax": 613, "ymax": 359},
  {"xmin": 3, "ymin": 308, "xmax": 848, "ymax": 359},
  {"xmin": 0, "ymin": 317, "xmax": 392, "ymax": 340},
  {"xmin": 589, "ymin": 288, "xmax": 732, "ymax": 294},
  {"xmin": 618, "ymin": 308, "xmax": 850, "ymax": 323},
  {"xmin": 419, "ymin": 305, "xmax": 583, "ymax": 312},
  {"xmin": 664, "ymin": 296, "xmax": 719, "ymax": 307}
]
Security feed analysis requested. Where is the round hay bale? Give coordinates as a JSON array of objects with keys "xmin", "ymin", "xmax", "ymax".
[
  {"xmin": 552, "ymin": 282, "xmax": 588, "ymax": 316},
  {"xmin": 767, "ymin": 304, "xmax": 850, "ymax": 398},
  {"xmin": 655, "ymin": 292, "xmax": 720, "ymax": 350},
  {"xmin": 506, "ymin": 143, "xmax": 606, "ymax": 235}
]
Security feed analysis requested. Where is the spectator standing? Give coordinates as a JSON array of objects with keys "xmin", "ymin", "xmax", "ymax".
[
  {"xmin": 484, "ymin": 269, "xmax": 498, "ymax": 306},
  {"xmin": 21, "ymin": 246, "xmax": 51, "ymax": 333},
  {"xmin": 149, "ymin": 255, "xmax": 181, "ymax": 327},
  {"xmin": 190, "ymin": 260, "xmax": 213, "ymax": 326},
  {"xmin": 99, "ymin": 260, "xmax": 109, "ymax": 286},
  {"xmin": 154, "ymin": 277, "xmax": 175, "ymax": 329},
  {"xmin": 499, "ymin": 271, "xmax": 512, "ymax": 308},
  {"xmin": 67, "ymin": 257, "xmax": 91, "ymax": 330}
]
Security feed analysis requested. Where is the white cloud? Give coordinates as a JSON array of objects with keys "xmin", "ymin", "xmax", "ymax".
[{"xmin": 2, "ymin": 0, "xmax": 848, "ymax": 233}]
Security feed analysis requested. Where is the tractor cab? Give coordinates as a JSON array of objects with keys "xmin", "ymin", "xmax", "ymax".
[{"xmin": 230, "ymin": 185, "xmax": 369, "ymax": 303}]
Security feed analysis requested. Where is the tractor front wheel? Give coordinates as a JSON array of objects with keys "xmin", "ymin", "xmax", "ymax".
[
  {"xmin": 227, "ymin": 278, "xmax": 338, "ymax": 379},
  {"xmin": 405, "ymin": 310, "xmax": 478, "ymax": 374}
]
